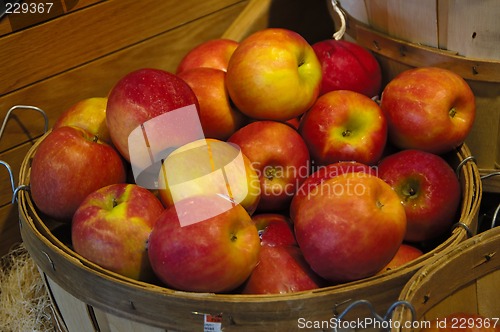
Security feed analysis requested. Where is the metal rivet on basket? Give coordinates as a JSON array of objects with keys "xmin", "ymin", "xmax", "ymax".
[
  {"xmin": 472, "ymin": 65, "xmax": 479, "ymax": 75},
  {"xmin": 399, "ymin": 45, "xmax": 407, "ymax": 57},
  {"xmin": 373, "ymin": 40, "xmax": 381, "ymax": 50}
]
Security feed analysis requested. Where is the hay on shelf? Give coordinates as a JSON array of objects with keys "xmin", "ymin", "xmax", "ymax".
[{"xmin": 0, "ymin": 243, "xmax": 55, "ymax": 332}]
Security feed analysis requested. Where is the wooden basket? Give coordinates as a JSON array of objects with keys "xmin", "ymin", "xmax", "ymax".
[
  {"xmin": 332, "ymin": 0, "xmax": 500, "ymax": 192},
  {"xmin": 17, "ymin": 130, "xmax": 482, "ymax": 332},
  {"xmin": 392, "ymin": 225, "xmax": 500, "ymax": 331}
]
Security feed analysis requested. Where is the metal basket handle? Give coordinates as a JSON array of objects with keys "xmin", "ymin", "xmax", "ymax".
[{"xmin": 0, "ymin": 105, "xmax": 48, "ymax": 203}]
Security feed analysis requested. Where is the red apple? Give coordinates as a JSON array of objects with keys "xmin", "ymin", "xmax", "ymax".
[
  {"xmin": 71, "ymin": 183, "xmax": 164, "ymax": 280},
  {"xmin": 252, "ymin": 213, "xmax": 297, "ymax": 247},
  {"xmin": 241, "ymin": 245, "xmax": 323, "ymax": 294},
  {"xmin": 226, "ymin": 28, "xmax": 322, "ymax": 121},
  {"xmin": 147, "ymin": 194, "xmax": 261, "ymax": 293},
  {"xmin": 30, "ymin": 126, "xmax": 127, "ymax": 222},
  {"xmin": 177, "ymin": 67, "xmax": 247, "ymax": 140},
  {"xmin": 312, "ymin": 39, "xmax": 382, "ymax": 98},
  {"xmin": 380, "ymin": 66, "xmax": 476, "ymax": 154},
  {"xmin": 228, "ymin": 120, "xmax": 310, "ymax": 212},
  {"xmin": 157, "ymin": 138, "xmax": 261, "ymax": 216},
  {"xmin": 106, "ymin": 68, "xmax": 200, "ymax": 162},
  {"xmin": 377, "ymin": 149, "xmax": 461, "ymax": 243},
  {"xmin": 292, "ymin": 173, "xmax": 407, "ymax": 283},
  {"xmin": 422, "ymin": 313, "xmax": 500, "ymax": 332},
  {"xmin": 299, "ymin": 90, "xmax": 387, "ymax": 166},
  {"xmin": 290, "ymin": 161, "xmax": 376, "ymax": 221},
  {"xmin": 53, "ymin": 97, "xmax": 112, "ymax": 145},
  {"xmin": 376, "ymin": 243, "xmax": 423, "ymax": 274},
  {"xmin": 176, "ymin": 38, "xmax": 239, "ymax": 74}
]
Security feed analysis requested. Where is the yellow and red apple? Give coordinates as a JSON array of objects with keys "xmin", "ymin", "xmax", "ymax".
[
  {"xmin": 30, "ymin": 126, "xmax": 127, "ymax": 222},
  {"xmin": 292, "ymin": 172, "xmax": 407, "ymax": 283},
  {"xmin": 71, "ymin": 183, "xmax": 164, "ymax": 281},
  {"xmin": 380, "ymin": 66, "xmax": 476, "ymax": 154},
  {"xmin": 157, "ymin": 138, "xmax": 261, "ymax": 215},
  {"xmin": 299, "ymin": 90, "xmax": 387, "ymax": 166},
  {"xmin": 378, "ymin": 149, "xmax": 461, "ymax": 243},
  {"xmin": 106, "ymin": 68, "xmax": 200, "ymax": 161},
  {"xmin": 290, "ymin": 161, "xmax": 376, "ymax": 221},
  {"xmin": 53, "ymin": 97, "xmax": 112, "ymax": 145},
  {"xmin": 228, "ymin": 120, "xmax": 310, "ymax": 212},
  {"xmin": 226, "ymin": 28, "xmax": 322, "ymax": 121},
  {"xmin": 147, "ymin": 194, "xmax": 261, "ymax": 293},
  {"xmin": 177, "ymin": 67, "xmax": 247, "ymax": 140},
  {"xmin": 176, "ymin": 38, "xmax": 239, "ymax": 74}
]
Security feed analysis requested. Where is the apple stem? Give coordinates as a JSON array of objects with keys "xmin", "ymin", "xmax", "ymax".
[
  {"xmin": 265, "ymin": 167, "xmax": 276, "ymax": 180},
  {"xmin": 449, "ymin": 107, "xmax": 457, "ymax": 118},
  {"xmin": 92, "ymin": 135, "xmax": 99, "ymax": 143},
  {"xmin": 112, "ymin": 198, "xmax": 118, "ymax": 208}
]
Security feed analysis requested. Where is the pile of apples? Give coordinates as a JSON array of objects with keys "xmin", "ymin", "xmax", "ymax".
[{"xmin": 28, "ymin": 28, "xmax": 476, "ymax": 294}]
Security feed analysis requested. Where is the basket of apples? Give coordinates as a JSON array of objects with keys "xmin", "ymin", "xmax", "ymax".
[{"xmin": 13, "ymin": 20, "xmax": 481, "ymax": 332}]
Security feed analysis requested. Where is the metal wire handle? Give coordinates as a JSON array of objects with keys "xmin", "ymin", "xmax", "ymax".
[
  {"xmin": 334, "ymin": 299, "xmax": 416, "ymax": 332},
  {"xmin": 0, "ymin": 105, "xmax": 49, "ymax": 203}
]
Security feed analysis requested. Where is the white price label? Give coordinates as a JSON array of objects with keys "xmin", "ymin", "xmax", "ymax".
[{"xmin": 204, "ymin": 314, "xmax": 223, "ymax": 332}]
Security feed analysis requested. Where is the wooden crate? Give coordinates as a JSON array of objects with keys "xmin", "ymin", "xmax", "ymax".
[
  {"xmin": 334, "ymin": 0, "xmax": 500, "ymax": 192},
  {"xmin": 392, "ymin": 226, "xmax": 500, "ymax": 331},
  {"xmin": 0, "ymin": 0, "xmax": 252, "ymax": 257}
]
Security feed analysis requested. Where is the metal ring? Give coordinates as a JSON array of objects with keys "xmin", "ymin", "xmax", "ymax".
[
  {"xmin": 455, "ymin": 155, "xmax": 477, "ymax": 178},
  {"xmin": 452, "ymin": 222, "xmax": 474, "ymax": 238}
]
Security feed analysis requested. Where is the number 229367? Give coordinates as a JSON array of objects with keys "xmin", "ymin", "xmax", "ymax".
[{"xmin": 5, "ymin": 2, "xmax": 54, "ymax": 14}]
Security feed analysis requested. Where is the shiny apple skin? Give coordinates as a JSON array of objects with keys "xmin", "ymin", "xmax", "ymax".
[
  {"xmin": 241, "ymin": 245, "xmax": 323, "ymax": 294},
  {"xmin": 72, "ymin": 183, "xmax": 164, "ymax": 280},
  {"xmin": 147, "ymin": 194, "xmax": 261, "ymax": 293},
  {"xmin": 380, "ymin": 67, "xmax": 476, "ymax": 154},
  {"xmin": 378, "ymin": 149, "xmax": 461, "ymax": 242},
  {"xmin": 176, "ymin": 38, "xmax": 239, "ymax": 74},
  {"xmin": 299, "ymin": 90, "xmax": 387, "ymax": 166},
  {"xmin": 228, "ymin": 120, "xmax": 310, "ymax": 212},
  {"xmin": 312, "ymin": 39, "xmax": 382, "ymax": 98},
  {"xmin": 106, "ymin": 68, "xmax": 200, "ymax": 161},
  {"xmin": 293, "ymin": 173, "xmax": 407, "ymax": 283},
  {"xmin": 177, "ymin": 67, "xmax": 247, "ymax": 140},
  {"xmin": 30, "ymin": 126, "xmax": 127, "ymax": 222},
  {"xmin": 226, "ymin": 28, "xmax": 322, "ymax": 121}
]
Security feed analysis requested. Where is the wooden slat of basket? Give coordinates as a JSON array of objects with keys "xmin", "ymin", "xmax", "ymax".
[
  {"xmin": 335, "ymin": 5, "xmax": 500, "ymax": 83},
  {"xmin": 393, "ymin": 227, "xmax": 500, "ymax": 329}
]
